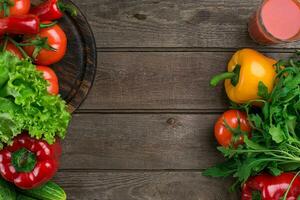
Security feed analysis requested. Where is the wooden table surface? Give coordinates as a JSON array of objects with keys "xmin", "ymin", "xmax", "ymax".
[{"xmin": 54, "ymin": 0, "xmax": 299, "ymax": 199}]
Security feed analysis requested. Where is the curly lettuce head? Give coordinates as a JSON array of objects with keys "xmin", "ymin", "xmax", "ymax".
[{"xmin": 0, "ymin": 51, "xmax": 71, "ymax": 148}]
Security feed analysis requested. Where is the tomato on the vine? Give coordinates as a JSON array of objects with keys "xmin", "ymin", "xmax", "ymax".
[
  {"xmin": 0, "ymin": 0, "xmax": 30, "ymax": 17},
  {"xmin": 2, "ymin": 41, "xmax": 23, "ymax": 59},
  {"xmin": 23, "ymin": 21, "xmax": 67, "ymax": 65},
  {"xmin": 36, "ymin": 65, "xmax": 59, "ymax": 95},
  {"xmin": 214, "ymin": 110, "xmax": 251, "ymax": 147}
]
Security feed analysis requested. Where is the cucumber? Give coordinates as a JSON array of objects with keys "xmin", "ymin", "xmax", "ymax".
[
  {"xmin": 0, "ymin": 178, "xmax": 16, "ymax": 200},
  {"xmin": 16, "ymin": 194, "xmax": 37, "ymax": 200},
  {"xmin": 18, "ymin": 181, "xmax": 66, "ymax": 200}
]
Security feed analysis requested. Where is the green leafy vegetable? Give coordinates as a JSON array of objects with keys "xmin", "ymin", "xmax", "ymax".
[
  {"xmin": 202, "ymin": 160, "xmax": 237, "ymax": 178},
  {"xmin": 203, "ymin": 51, "xmax": 300, "ymax": 185},
  {"xmin": 0, "ymin": 51, "xmax": 70, "ymax": 148},
  {"xmin": 269, "ymin": 125, "xmax": 285, "ymax": 143},
  {"xmin": 257, "ymin": 81, "xmax": 269, "ymax": 99}
]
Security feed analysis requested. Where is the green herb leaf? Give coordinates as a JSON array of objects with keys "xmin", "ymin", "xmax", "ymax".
[
  {"xmin": 244, "ymin": 136, "xmax": 265, "ymax": 150},
  {"xmin": 202, "ymin": 160, "xmax": 237, "ymax": 178},
  {"xmin": 236, "ymin": 157, "xmax": 269, "ymax": 182},
  {"xmin": 268, "ymin": 166, "xmax": 282, "ymax": 176},
  {"xmin": 269, "ymin": 125, "xmax": 285, "ymax": 143},
  {"xmin": 267, "ymin": 162, "xmax": 282, "ymax": 176},
  {"xmin": 217, "ymin": 146, "xmax": 235, "ymax": 157},
  {"xmin": 286, "ymin": 116, "xmax": 296, "ymax": 134},
  {"xmin": 279, "ymin": 163, "xmax": 300, "ymax": 171},
  {"xmin": 257, "ymin": 81, "xmax": 269, "ymax": 99},
  {"xmin": 262, "ymin": 102, "xmax": 269, "ymax": 120},
  {"xmin": 249, "ymin": 114, "xmax": 263, "ymax": 129}
]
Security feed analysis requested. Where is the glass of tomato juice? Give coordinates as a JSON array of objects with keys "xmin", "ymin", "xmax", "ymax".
[{"xmin": 248, "ymin": 0, "xmax": 300, "ymax": 45}]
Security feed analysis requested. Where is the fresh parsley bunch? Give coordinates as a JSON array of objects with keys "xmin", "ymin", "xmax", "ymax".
[{"xmin": 203, "ymin": 51, "xmax": 300, "ymax": 184}]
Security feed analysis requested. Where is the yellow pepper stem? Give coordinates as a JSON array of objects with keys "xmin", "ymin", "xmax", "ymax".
[
  {"xmin": 210, "ymin": 65, "xmax": 241, "ymax": 87},
  {"xmin": 210, "ymin": 72, "xmax": 235, "ymax": 87}
]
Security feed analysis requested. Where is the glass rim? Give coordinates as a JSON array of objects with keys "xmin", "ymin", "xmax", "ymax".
[{"xmin": 257, "ymin": 0, "xmax": 300, "ymax": 42}]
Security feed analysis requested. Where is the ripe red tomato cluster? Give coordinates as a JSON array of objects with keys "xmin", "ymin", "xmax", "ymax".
[{"xmin": 0, "ymin": 0, "xmax": 74, "ymax": 95}]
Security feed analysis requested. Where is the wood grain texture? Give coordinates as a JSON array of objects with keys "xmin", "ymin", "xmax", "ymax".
[
  {"xmin": 52, "ymin": 0, "xmax": 97, "ymax": 113},
  {"xmin": 80, "ymin": 51, "xmax": 291, "ymax": 110},
  {"xmin": 60, "ymin": 113, "xmax": 223, "ymax": 169},
  {"xmin": 54, "ymin": 171, "xmax": 239, "ymax": 200},
  {"xmin": 53, "ymin": 1, "xmax": 284, "ymax": 199},
  {"xmin": 71, "ymin": 0, "xmax": 300, "ymax": 48}
]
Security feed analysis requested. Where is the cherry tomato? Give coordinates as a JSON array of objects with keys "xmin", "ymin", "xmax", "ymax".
[
  {"xmin": 2, "ymin": 41, "xmax": 23, "ymax": 59},
  {"xmin": 36, "ymin": 66, "xmax": 59, "ymax": 95},
  {"xmin": 214, "ymin": 110, "xmax": 251, "ymax": 147},
  {"xmin": 0, "ymin": 0, "xmax": 30, "ymax": 17},
  {"xmin": 23, "ymin": 21, "xmax": 67, "ymax": 65}
]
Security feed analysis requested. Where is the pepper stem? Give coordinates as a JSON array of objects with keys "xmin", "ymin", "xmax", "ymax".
[
  {"xmin": 251, "ymin": 190, "xmax": 262, "ymax": 200},
  {"xmin": 40, "ymin": 21, "xmax": 58, "ymax": 29},
  {"xmin": 12, "ymin": 148, "xmax": 37, "ymax": 172},
  {"xmin": 210, "ymin": 72, "xmax": 235, "ymax": 87},
  {"xmin": 210, "ymin": 65, "xmax": 241, "ymax": 87},
  {"xmin": 57, "ymin": 1, "xmax": 78, "ymax": 16}
]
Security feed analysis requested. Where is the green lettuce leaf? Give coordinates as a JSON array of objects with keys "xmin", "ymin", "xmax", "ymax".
[{"xmin": 0, "ymin": 51, "xmax": 71, "ymax": 146}]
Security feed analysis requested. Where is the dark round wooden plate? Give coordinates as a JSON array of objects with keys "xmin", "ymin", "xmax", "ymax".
[{"xmin": 48, "ymin": 0, "xmax": 97, "ymax": 113}]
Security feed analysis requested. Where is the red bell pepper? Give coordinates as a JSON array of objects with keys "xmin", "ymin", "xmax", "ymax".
[
  {"xmin": 242, "ymin": 173, "xmax": 300, "ymax": 200},
  {"xmin": 30, "ymin": 0, "xmax": 77, "ymax": 21},
  {"xmin": 0, "ymin": 133, "xmax": 61, "ymax": 189}
]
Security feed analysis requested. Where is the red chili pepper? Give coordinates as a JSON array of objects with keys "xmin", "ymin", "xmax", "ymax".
[
  {"xmin": 242, "ymin": 173, "xmax": 300, "ymax": 200},
  {"xmin": 30, "ymin": 0, "xmax": 77, "ymax": 21},
  {"xmin": 0, "ymin": 133, "xmax": 61, "ymax": 189},
  {"xmin": 0, "ymin": 14, "xmax": 39, "ymax": 35},
  {"xmin": 0, "ymin": 14, "xmax": 57, "ymax": 35}
]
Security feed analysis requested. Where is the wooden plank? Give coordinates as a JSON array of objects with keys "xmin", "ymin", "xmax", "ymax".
[
  {"xmin": 60, "ymin": 113, "xmax": 223, "ymax": 170},
  {"xmin": 53, "ymin": 171, "xmax": 239, "ymax": 200},
  {"xmin": 71, "ymin": 0, "xmax": 300, "ymax": 48},
  {"xmin": 80, "ymin": 51, "xmax": 290, "ymax": 110}
]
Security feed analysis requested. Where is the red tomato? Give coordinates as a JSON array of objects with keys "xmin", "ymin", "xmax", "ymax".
[
  {"xmin": 23, "ymin": 22, "xmax": 67, "ymax": 65},
  {"xmin": 36, "ymin": 66, "xmax": 59, "ymax": 95},
  {"xmin": 214, "ymin": 110, "xmax": 251, "ymax": 147},
  {"xmin": 0, "ymin": 0, "xmax": 30, "ymax": 17},
  {"xmin": 3, "ymin": 41, "xmax": 23, "ymax": 59}
]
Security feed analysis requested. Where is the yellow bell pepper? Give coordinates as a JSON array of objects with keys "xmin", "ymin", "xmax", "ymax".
[{"xmin": 210, "ymin": 49, "xmax": 277, "ymax": 104}]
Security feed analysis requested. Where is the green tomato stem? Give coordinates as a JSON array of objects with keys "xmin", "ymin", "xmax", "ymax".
[
  {"xmin": 40, "ymin": 21, "xmax": 58, "ymax": 29},
  {"xmin": 7, "ymin": 37, "xmax": 29, "ymax": 59}
]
